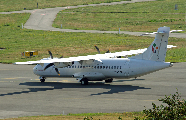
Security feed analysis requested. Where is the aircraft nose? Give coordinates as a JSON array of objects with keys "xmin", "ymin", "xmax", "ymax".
[{"xmin": 33, "ymin": 65, "xmax": 38, "ymax": 75}]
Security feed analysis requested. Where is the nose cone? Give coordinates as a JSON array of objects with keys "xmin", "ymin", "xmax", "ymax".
[{"xmin": 33, "ymin": 65, "xmax": 38, "ymax": 75}]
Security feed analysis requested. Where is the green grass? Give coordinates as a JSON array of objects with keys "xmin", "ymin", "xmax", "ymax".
[
  {"xmin": 0, "ymin": 0, "xmax": 130, "ymax": 12},
  {"xmin": 0, "ymin": 1, "xmax": 185, "ymax": 120},
  {"xmin": 2, "ymin": 112, "xmax": 144, "ymax": 120},
  {"xmin": 0, "ymin": 13, "xmax": 185, "ymax": 64},
  {"xmin": 53, "ymin": 0, "xmax": 186, "ymax": 32},
  {"xmin": 0, "ymin": 1, "xmax": 186, "ymax": 119}
]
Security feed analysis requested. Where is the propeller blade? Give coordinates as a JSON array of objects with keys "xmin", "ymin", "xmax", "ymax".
[
  {"xmin": 44, "ymin": 63, "xmax": 60, "ymax": 76},
  {"xmin": 48, "ymin": 50, "xmax": 53, "ymax": 59},
  {"xmin": 94, "ymin": 45, "xmax": 100, "ymax": 54},
  {"xmin": 44, "ymin": 63, "xmax": 54, "ymax": 71},
  {"xmin": 55, "ymin": 68, "xmax": 60, "ymax": 76},
  {"xmin": 106, "ymin": 49, "xmax": 110, "ymax": 53}
]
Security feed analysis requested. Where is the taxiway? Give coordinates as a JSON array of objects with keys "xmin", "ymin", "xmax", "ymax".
[{"xmin": 0, "ymin": 63, "xmax": 185, "ymax": 118}]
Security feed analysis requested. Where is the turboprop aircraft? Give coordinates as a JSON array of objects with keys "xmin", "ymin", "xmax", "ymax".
[{"xmin": 14, "ymin": 27, "xmax": 181, "ymax": 85}]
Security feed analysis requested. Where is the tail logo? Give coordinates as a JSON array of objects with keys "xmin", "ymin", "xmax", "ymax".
[{"xmin": 152, "ymin": 43, "xmax": 158, "ymax": 53}]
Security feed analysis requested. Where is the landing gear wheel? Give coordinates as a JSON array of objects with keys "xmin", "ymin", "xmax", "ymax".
[
  {"xmin": 81, "ymin": 79, "xmax": 88, "ymax": 85},
  {"xmin": 40, "ymin": 77, "xmax": 46, "ymax": 82},
  {"xmin": 40, "ymin": 79, "xmax": 45, "ymax": 82},
  {"xmin": 39, "ymin": 76, "xmax": 46, "ymax": 83},
  {"xmin": 105, "ymin": 78, "xmax": 113, "ymax": 83}
]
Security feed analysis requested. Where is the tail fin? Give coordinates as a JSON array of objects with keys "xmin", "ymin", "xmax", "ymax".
[{"xmin": 130, "ymin": 27, "xmax": 170, "ymax": 62}]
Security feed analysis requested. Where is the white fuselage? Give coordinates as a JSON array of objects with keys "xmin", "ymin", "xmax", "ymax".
[{"xmin": 33, "ymin": 58, "xmax": 171, "ymax": 81}]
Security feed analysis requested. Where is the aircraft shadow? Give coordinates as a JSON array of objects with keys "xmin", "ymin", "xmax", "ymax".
[
  {"xmin": 0, "ymin": 82, "xmax": 150, "ymax": 96},
  {"xmin": 114, "ymin": 79, "xmax": 145, "ymax": 82}
]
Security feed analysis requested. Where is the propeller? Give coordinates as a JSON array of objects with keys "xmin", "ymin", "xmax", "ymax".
[
  {"xmin": 105, "ymin": 49, "xmax": 110, "ymax": 53},
  {"xmin": 55, "ymin": 68, "xmax": 60, "ymax": 76},
  {"xmin": 94, "ymin": 45, "xmax": 100, "ymax": 54},
  {"xmin": 44, "ymin": 50, "xmax": 60, "ymax": 76},
  {"xmin": 94, "ymin": 45, "xmax": 110, "ymax": 54},
  {"xmin": 48, "ymin": 50, "xmax": 53, "ymax": 59},
  {"xmin": 44, "ymin": 63, "xmax": 54, "ymax": 71}
]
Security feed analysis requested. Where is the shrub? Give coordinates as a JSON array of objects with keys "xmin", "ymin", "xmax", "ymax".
[{"xmin": 135, "ymin": 89, "xmax": 186, "ymax": 120}]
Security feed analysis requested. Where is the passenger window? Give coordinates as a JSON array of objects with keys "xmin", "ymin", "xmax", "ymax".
[
  {"xmin": 80, "ymin": 66, "xmax": 82, "ymax": 68},
  {"xmin": 97, "ymin": 66, "xmax": 99, "ymax": 69},
  {"xmin": 103, "ymin": 66, "xmax": 105, "ymax": 69},
  {"xmin": 100, "ymin": 66, "xmax": 102, "ymax": 69},
  {"xmin": 111, "ymin": 66, "xmax": 113, "ymax": 69},
  {"xmin": 114, "ymin": 66, "xmax": 116, "ymax": 69},
  {"xmin": 106, "ymin": 66, "xmax": 108, "ymax": 69},
  {"xmin": 94, "ymin": 66, "xmax": 96, "ymax": 69}
]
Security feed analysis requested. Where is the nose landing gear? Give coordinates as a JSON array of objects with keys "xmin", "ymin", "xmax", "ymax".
[
  {"xmin": 40, "ymin": 79, "xmax": 45, "ymax": 82},
  {"xmin": 39, "ymin": 76, "xmax": 46, "ymax": 82}
]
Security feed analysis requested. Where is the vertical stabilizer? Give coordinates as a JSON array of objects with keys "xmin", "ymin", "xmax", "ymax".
[{"xmin": 130, "ymin": 27, "xmax": 170, "ymax": 62}]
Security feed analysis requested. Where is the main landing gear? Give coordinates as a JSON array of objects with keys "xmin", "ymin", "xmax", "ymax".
[
  {"xmin": 80, "ymin": 78, "xmax": 89, "ymax": 85},
  {"xmin": 39, "ymin": 77, "xmax": 46, "ymax": 82},
  {"xmin": 105, "ymin": 78, "xmax": 113, "ymax": 83}
]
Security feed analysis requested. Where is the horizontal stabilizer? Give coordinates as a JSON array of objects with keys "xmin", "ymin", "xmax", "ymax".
[{"xmin": 170, "ymin": 30, "xmax": 184, "ymax": 33}]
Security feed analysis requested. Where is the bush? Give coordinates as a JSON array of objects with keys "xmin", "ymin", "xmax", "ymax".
[{"xmin": 135, "ymin": 89, "xmax": 186, "ymax": 120}]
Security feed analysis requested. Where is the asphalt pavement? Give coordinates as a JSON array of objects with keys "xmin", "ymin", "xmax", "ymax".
[
  {"xmin": 0, "ymin": 63, "xmax": 186, "ymax": 119},
  {"xmin": 0, "ymin": 0, "xmax": 186, "ymax": 119}
]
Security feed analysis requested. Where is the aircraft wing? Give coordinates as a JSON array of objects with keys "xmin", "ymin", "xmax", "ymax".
[
  {"xmin": 167, "ymin": 45, "xmax": 177, "ymax": 48},
  {"xmin": 94, "ymin": 44, "xmax": 176, "ymax": 58},
  {"xmin": 14, "ymin": 60, "xmax": 46, "ymax": 65},
  {"xmin": 105, "ymin": 48, "xmax": 147, "ymax": 57},
  {"xmin": 14, "ymin": 45, "xmax": 175, "ymax": 65},
  {"xmin": 14, "ymin": 56, "xmax": 102, "ymax": 66}
]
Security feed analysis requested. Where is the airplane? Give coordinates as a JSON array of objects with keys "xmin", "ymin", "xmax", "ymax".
[{"xmin": 14, "ymin": 27, "xmax": 182, "ymax": 85}]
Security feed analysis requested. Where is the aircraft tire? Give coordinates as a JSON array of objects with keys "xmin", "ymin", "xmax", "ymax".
[
  {"xmin": 40, "ymin": 79, "xmax": 45, "ymax": 82},
  {"xmin": 81, "ymin": 79, "xmax": 88, "ymax": 85},
  {"xmin": 105, "ymin": 79, "xmax": 113, "ymax": 83}
]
